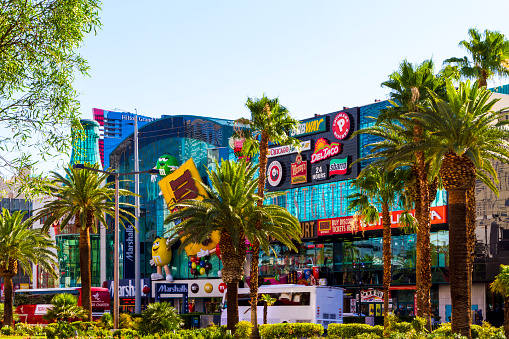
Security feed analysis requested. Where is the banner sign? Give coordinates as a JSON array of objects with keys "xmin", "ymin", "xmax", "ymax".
[
  {"xmin": 290, "ymin": 117, "xmax": 326, "ymax": 137},
  {"xmin": 361, "ymin": 289, "xmax": 383, "ymax": 302},
  {"xmin": 268, "ymin": 140, "xmax": 311, "ymax": 158},
  {"xmin": 124, "ymin": 224, "xmax": 135, "ymax": 278},
  {"xmin": 291, "ymin": 155, "xmax": 307, "ymax": 184},
  {"xmin": 311, "ymin": 138, "xmax": 341, "ymax": 163},
  {"xmin": 330, "ymin": 158, "xmax": 349, "ymax": 175},
  {"xmin": 159, "ymin": 158, "xmax": 208, "ymax": 206},
  {"xmin": 317, "ymin": 205, "xmax": 448, "ymax": 236},
  {"xmin": 332, "ymin": 112, "xmax": 351, "ymax": 140}
]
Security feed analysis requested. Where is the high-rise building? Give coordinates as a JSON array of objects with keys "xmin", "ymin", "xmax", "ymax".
[{"xmin": 92, "ymin": 109, "xmax": 156, "ymax": 169}]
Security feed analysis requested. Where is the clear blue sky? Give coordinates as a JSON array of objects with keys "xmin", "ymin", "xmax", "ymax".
[
  {"xmin": 74, "ymin": 0, "xmax": 509, "ymax": 122},
  {"xmin": 28, "ymin": 0, "xmax": 507, "ymax": 174}
]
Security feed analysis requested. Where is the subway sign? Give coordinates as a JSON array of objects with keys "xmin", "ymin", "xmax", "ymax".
[{"xmin": 290, "ymin": 117, "xmax": 326, "ymax": 137}]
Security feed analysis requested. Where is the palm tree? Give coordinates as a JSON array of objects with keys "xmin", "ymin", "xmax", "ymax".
[
  {"xmin": 444, "ymin": 28, "xmax": 509, "ymax": 87},
  {"xmin": 347, "ymin": 166, "xmax": 411, "ymax": 337},
  {"xmin": 44, "ymin": 293, "xmax": 88, "ymax": 322},
  {"xmin": 0, "ymin": 209, "xmax": 58, "ymax": 327},
  {"xmin": 407, "ymin": 80, "xmax": 509, "ymax": 338},
  {"xmin": 164, "ymin": 159, "xmax": 301, "ymax": 332},
  {"xmin": 164, "ymin": 159, "xmax": 254, "ymax": 332},
  {"xmin": 260, "ymin": 294, "xmax": 276, "ymax": 324},
  {"xmin": 235, "ymin": 94, "xmax": 300, "ymax": 339},
  {"xmin": 490, "ymin": 265, "xmax": 509, "ymax": 338},
  {"xmin": 34, "ymin": 163, "xmax": 136, "ymax": 321},
  {"xmin": 371, "ymin": 59, "xmax": 446, "ymax": 329}
]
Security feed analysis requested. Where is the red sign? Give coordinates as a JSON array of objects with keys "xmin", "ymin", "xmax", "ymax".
[
  {"xmin": 291, "ymin": 155, "xmax": 307, "ymax": 184},
  {"xmin": 218, "ymin": 283, "xmax": 227, "ymax": 293},
  {"xmin": 311, "ymin": 138, "xmax": 341, "ymax": 163},
  {"xmin": 317, "ymin": 206, "xmax": 448, "ymax": 236},
  {"xmin": 332, "ymin": 112, "xmax": 351, "ymax": 140}
]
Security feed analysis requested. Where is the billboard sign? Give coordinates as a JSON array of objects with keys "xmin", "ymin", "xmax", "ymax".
[
  {"xmin": 268, "ymin": 140, "xmax": 311, "ymax": 158},
  {"xmin": 291, "ymin": 155, "xmax": 307, "ymax": 185},
  {"xmin": 290, "ymin": 117, "xmax": 326, "ymax": 137}
]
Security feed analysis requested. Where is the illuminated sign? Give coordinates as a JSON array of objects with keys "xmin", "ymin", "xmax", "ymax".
[
  {"xmin": 317, "ymin": 206, "xmax": 448, "ymax": 236},
  {"xmin": 330, "ymin": 158, "xmax": 349, "ymax": 175},
  {"xmin": 159, "ymin": 159, "xmax": 208, "ymax": 206},
  {"xmin": 267, "ymin": 161, "xmax": 283, "ymax": 187},
  {"xmin": 332, "ymin": 112, "xmax": 351, "ymax": 140},
  {"xmin": 268, "ymin": 140, "xmax": 311, "ymax": 158},
  {"xmin": 300, "ymin": 221, "xmax": 315, "ymax": 239},
  {"xmin": 290, "ymin": 117, "xmax": 326, "ymax": 137},
  {"xmin": 311, "ymin": 138, "xmax": 341, "ymax": 163},
  {"xmin": 291, "ymin": 155, "xmax": 307, "ymax": 185},
  {"xmin": 311, "ymin": 164, "xmax": 328, "ymax": 181}
]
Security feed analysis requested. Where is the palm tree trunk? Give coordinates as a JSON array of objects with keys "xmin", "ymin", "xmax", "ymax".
[
  {"xmin": 220, "ymin": 229, "xmax": 246, "ymax": 332},
  {"xmin": 382, "ymin": 204, "xmax": 391, "ymax": 338},
  {"xmin": 79, "ymin": 225, "xmax": 92, "ymax": 321},
  {"xmin": 413, "ymin": 175, "xmax": 423, "ymax": 317},
  {"xmin": 250, "ymin": 126, "xmax": 269, "ymax": 339},
  {"xmin": 2, "ymin": 274, "xmax": 14, "ymax": 327},
  {"xmin": 504, "ymin": 297, "xmax": 509, "ymax": 339},
  {"xmin": 263, "ymin": 303, "xmax": 268, "ymax": 324},
  {"xmin": 416, "ymin": 155, "xmax": 432, "ymax": 331},
  {"xmin": 226, "ymin": 282, "xmax": 239, "ymax": 332},
  {"xmin": 448, "ymin": 188, "xmax": 471, "ymax": 339}
]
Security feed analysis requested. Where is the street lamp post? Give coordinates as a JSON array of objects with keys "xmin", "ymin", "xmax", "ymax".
[{"xmin": 72, "ymin": 163, "xmax": 158, "ymax": 329}]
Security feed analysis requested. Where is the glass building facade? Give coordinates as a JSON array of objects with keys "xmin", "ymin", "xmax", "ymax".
[
  {"xmin": 109, "ymin": 115, "xmax": 233, "ymax": 281},
  {"xmin": 62, "ymin": 119, "xmax": 102, "ymax": 287}
]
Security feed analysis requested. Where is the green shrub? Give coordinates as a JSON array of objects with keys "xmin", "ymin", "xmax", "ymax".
[
  {"xmin": 119, "ymin": 312, "xmax": 133, "ymax": 329},
  {"xmin": 100, "ymin": 312, "xmax": 114, "ymax": 329},
  {"xmin": 139, "ymin": 301, "xmax": 183, "ymax": 334},
  {"xmin": 0, "ymin": 325, "xmax": 13, "ymax": 336},
  {"xmin": 328, "ymin": 323, "xmax": 383, "ymax": 338},
  {"xmin": 113, "ymin": 328, "xmax": 140, "ymax": 339},
  {"xmin": 234, "ymin": 321, "xmax": 253, "ymax": 339},
  {"xmin": 259, "ymin": 323, "xmax": 324, "ymax": 339}
]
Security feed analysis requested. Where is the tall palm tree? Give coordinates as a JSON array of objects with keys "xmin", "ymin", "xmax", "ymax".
[
  {"xmin": 444, "ymin": 28, "xmax": 509, "ymax": 87},
  {"xmin": 373, "ymin": 59, "xmax": 446, "ymax": 329},
  {"xmin": 0, "ymin": 209, "xmax": 58, "ymax": 327},
  {"xmin": 164, "ymin": 160, "xmax": 254, "ymax": 332},
  {"xmin": 490, "ymin": 265, "xmax": 509, "ymax": 339},
  {"xmin": 34, "ymin": 163, "xmax": 136, "ymax": 321},
  {"xmin": 235, "ymin": 94, "xmax": 299, "ymax": 339},
  {"xmin": 348, "ymin": 166, "xmax": 411, "ymax": 337},
  {"xmin": 164, "ymin": 159, "xmax": 301, "ymax": 332},
  {"xmin": 406, "ymin": 80, "xmax": 509, "ymax": 338}
]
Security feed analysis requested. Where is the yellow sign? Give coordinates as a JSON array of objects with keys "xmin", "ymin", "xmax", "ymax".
[{"xmin": 159, "ymin": 158, "xmax": 208, "ymax": 206}]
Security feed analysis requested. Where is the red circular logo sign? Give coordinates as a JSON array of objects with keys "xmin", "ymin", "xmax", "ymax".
[
  {"xmin": 267, "ymin": 161, "xmax": 283, "ymax": 187},
  {"xmin": 218, "ymin": 282, "xmax": 227, "ymax": 293},
  {"xmin": 332, "ymin": 112, "xmax": 351, "ymax": 140}
]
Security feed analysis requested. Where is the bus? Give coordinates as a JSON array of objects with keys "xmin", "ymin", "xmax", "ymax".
[
  {"xmin": 220, "ymin": 284, "xmax": 344, "ymax": 329},
  {"xmin": 14, "ymin": 287, "xmax": 110, "ymax": 324}
]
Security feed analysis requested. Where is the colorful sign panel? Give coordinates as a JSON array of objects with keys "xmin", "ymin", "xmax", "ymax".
[
  {"xmin": 317, "ymin": 205, "xmax": 448, "ymax": 236},
  {"xmin": 268, "ymin": 140, "xmax": 311, "ymax": 158},
  {"xmin": 310, "ymin": 138, "xmax": 341, "ymax": 163},
  {"xmin": 330, "ymin": 158, "xmax": 349, "ymax": 175},
  {"xmin": 290, "ymin": 117, "xmax": 326, "ymax": 137},
  {"xmin": 291, "ymin": 155, "xmax": 307, "ymax": 184},
  {"xmin": 159, "ymin": 158, "xmax": 208, "ymax": 206},
  {"xmin": 332, "ymin": 112, "xmax": 351, "ymax": 140},
  {"xmin": 267, "ymin": 161, "xmax": 283, "ymax": 187}
]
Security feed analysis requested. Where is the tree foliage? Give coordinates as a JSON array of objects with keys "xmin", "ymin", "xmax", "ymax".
[
  {"xmin": 444, "ymin": 28, "xmax": 509, "ymax": 87},
  {"xmin": 43, "ymin": 293, "xmax": 88, "ymax": 322},
  {"xmin": 0, "ymin": 0, "xmax": 101, "ymax": 194}
]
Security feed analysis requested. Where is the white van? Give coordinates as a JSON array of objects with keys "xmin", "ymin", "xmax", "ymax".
[{"xmin": 220, "ymin": 284, "xmax": 344, "ymax": 329}]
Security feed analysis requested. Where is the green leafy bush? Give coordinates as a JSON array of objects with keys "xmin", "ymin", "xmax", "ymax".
[
  {"xmin": 328, "ymin": 323, "xmax": 383, "ymax": 338},
  {"xmin": 138, "ymin": 301, "xmax": 184, "ymax": 334},
  {"xmin": 99, "ymin": 312, "xmax": 113, "ymax": 329},
  {"xmin": 234, "ymin": 321, "xmax": 253, "ymax": 339},
  {"xmin": 113, "ymin": 328, "xmax": 140, "ymax": 339},
  {"xmin": 119, "ymin": 312, "xmax": 133, "ymax": 329},
  {"xmin": 0, "ymin": 325, "xmax": 13, "ymax": 336},
  {"xmin": 259, "ymin": 323, "xmax": 324, "ymax": 339}
]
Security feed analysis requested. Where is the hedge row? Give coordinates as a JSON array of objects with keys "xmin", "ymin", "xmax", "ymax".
[{"xmin": 258, "ymin": 323, "xmax": 324, "ymax": 339}]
